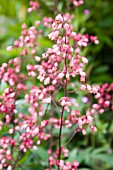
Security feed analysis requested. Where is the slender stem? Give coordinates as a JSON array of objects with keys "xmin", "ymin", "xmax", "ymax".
[
  {"xmin": 53, "ymin": 0, "xmax": 57, "ymax": 15},
  {"xmin": 11, "ymin": 114, "xmax": 15, "ymax": 155},
  {"xmin": 12, "ymin": 152, "xmax": 21, "ymax": 170},
  {"xmin": 64, "ymin": 129, "xmax": 80, "ymax": 146},
  {"xmin": 66, "ymin": 89, "xmax": 80, "ymax": 94},
  {"xmin": 43, "ymin": 103, "xmax": 49, "ymax": 119},
  {"xmin": 28, "ymin": 149, "xmax": 40, "ymax": 162},
  {"xmin": 58, "ymin": 106, "xmax": 65, "ymax": 170},
  {"xmin": 51, "ymin": 97, "xmax": 61, "ymax": 113},
  {"xmin": 58, "ymin": 18, "xmax": 68, "ymax": 169}
]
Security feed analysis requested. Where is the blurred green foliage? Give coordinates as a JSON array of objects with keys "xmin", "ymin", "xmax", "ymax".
[{"xmin": 0, "ymin": 0, "xmax": 113, "ymax": 169}]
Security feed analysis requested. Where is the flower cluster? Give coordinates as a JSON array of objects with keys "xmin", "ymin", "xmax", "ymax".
[
  {"xmin": 0, "ymin": 137, "xmax": 15, "ymax": 170},
  {"xmin": 48, "ymin": 147, "xmax": 79, "ymax": 169},
  {"xmin": 43, "ymin": 13, "xmax": 75, "ymax": 28},
  {"xmin": 43, "ymin": 17, "xmax": 54, "ymax": 28},
  {"xmin": 71, "ymin": 0, "xmax": 84, "ymax": 7},
  {"xmin": 91, "ymin": 83, "xmax": 113, "ymax": 114},
  {"xmin": 28, "ymin": 0, "xmax": 39, "ymax": 13},
  {"xmin": 7, "ymin": 22, "xmax": 42, "ymax": 55},
  {"xmin": 48, "ymin": 156, "xmax": 79, "ymax": 170}
]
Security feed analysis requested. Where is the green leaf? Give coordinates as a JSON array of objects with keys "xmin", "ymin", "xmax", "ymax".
[
  {"xmin": 91, "ymin": 147, "xmax": 106, "ymax": 155},
  {"xmin": 93, "ymin": 154, "xmax": 113, "ymax": 167},
  {"xmin": 15, "ymin": 99, "xmax": 30, "ymax": 114},
  {"xmin": 27, "ymin": 163, "xmax": 43, "ymax": 170},
  {"xmin": 68, "ymin": 148, "xmax": 78, "ymax": 162},
  {"xmin": 76, "ymin": 147, "xmax": 92, "ymax": 163},
  {"xmin": 35, "ymin": 147, "xmax": 48, "ymax": 160},
  {"xmin": 0, "ymin": 81, "xmax": 8, "ymax": 94},
  {"xmin": 93, "ymin": 65, "xmax": 109, "ymax": 74},
  {"xmin": 39, "ymin": 37, "xmax": 53, "ymax": 48}
]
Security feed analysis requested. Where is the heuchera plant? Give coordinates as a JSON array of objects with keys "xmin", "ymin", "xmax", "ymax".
[{"xmin": 0, "ymin": 1, "xmax": 99, "ymax": 170}]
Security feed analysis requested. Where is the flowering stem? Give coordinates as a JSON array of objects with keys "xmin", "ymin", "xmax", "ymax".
[
  {"xmin": 58, "ymin": 81, "xmax": 67, "ymax": 170},
  {"xmin": 64, "ymin": 129, "xmax": 80, "ymax": 146},
  {"xmin": 43, "ymin": 103, "xmax": 49, "ymax": 119},
  {"xmin": 66, "ymin": 89, "xmax": 80, "ymax": 94},
  {"xmin": 58, "ymin": 24, "xmax": 68, "ymax": 169},
  {"xmin": 11, "ymin": 114, "xmax": 15, "ymax": 155},
  {"xmin": 58, "ymin": 106, "xmax": 64, "ymax": 170},
  {"xmin": 51, "ymin": 97, "xmax": 61, "ymax": 113}
]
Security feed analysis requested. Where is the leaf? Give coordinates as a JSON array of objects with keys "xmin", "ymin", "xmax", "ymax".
[
  {"xmin": 98, "ymin": 17, "xmax": 113, "ymax": 28},
  {"xmin": 91, "ymin": 147, "xmax": 106, "ymax": 155},
  {"xmin": 39, "ymin": 37, "xmax": 53, "ymax": 48},
  {"xmin": 76, "ymin": 147, "xmax": 93, "ymax": 163},
  {"xmin": 93, "ymin": 65, "xmax": 109, "ymax": 74},
  {"xmin": 35, "ymin": 147, "xmax": 48, "ymax": 160},
  {"xmin": 27, "ymin": 163, "xmax": 43, "ymax": 170},
  {"xmin": 91, "ymin": 74, "xmax": 112, "ymax": 83},
  {"xmin": 68, "ymin": 148, "xmax": 78, "ymax": 162},
  {"xmin": 15, "ymin": 99, "xmax": 30, "ymax": 114},
  {"xmin": 92, "ymin": 154, "xmax": 113, "ymax": 167},
  {"xmin": 18, "ymin": 151, "xmax": 30, "ymax": 165},
  {"xmin": 0, "ymin": 81, "xmax": 8, "ymax": 94}
]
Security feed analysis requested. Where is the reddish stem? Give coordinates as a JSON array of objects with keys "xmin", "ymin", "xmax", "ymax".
[{"xmin": 58, "ymin": 17, "xmax": 68, "ymax": 169}]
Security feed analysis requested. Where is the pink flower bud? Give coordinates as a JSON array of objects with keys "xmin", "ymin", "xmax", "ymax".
[
  {"xmin": 80, "ymin": 84, "xmax": 86, "ymax": 90},
  {"xmin": 27, "ymin": 7, "xmax": 33, "ymax": 13},
  {"xmin": 103, "ymin": 101, "xmax": 110, "ymax": 108},
  {"xmin": 42, "ymin": 97, "xmax": 51, "ymax": 104},
  {"xmin": 22, "ymin": 23, "xmax": 27, "ymax": 29},
  {"xmin": 44, "ymin": 77, "xmax": 50, "ymax": 85},
  {"xmin": 55, "ymin": 14, "xmax": 63, "ymax": 22},
  {"xmin": 58, "ymin": 72, "xmax": 64, "ymax": 79},
  {"xmin": 35, "ymin": 56, "xmax": 40, "ymax": 62},
  {"xmin": 82, "ymin": 129, "xmax": 86, "ymax": 135},
  {"xmin": 82, "ymin": 57, "xmax": 88, "ymax": 64},
  {"xmin": 8, "ymin": 129, "xmax": 14, "ymax": 134},
  {"xmin": 35, "ymin": 20, "xmax": 40, "ymax": 26},
  {"xmin": 6, "ymin": 46, "xmax": 12, "ymax": 51}
]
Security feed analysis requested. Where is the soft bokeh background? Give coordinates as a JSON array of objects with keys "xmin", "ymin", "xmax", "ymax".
[{"xmin": 0, "ymin": 0, "xmax": 113, "ymax": 169}]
